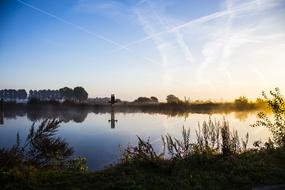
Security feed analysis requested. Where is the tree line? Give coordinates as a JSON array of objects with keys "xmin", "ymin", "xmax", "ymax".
[
  {"xmin": 0, "ymin": 89, "xmax": 27, "ymax": 100},
  {"xmin": 133, "ymin": 95, "xmax": 181, "ymax": 104},
  {"xmin": 0, "ymin": 87, "xmax": 88, "ymax": 102}
]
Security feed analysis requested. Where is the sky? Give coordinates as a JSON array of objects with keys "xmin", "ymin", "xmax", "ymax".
[{"xmin": 1, "ymin": 0, "xmax": 285, "ymax": 101}]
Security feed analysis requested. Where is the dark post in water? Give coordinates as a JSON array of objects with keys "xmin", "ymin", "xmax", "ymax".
[
  {"xmin": 109, "ymin": 94, "xmax": 118, "ymax": 106},
  {"xmin": 108, "ymin": 94, "xmax": 118, "ymax": 128},
  {"xmin": 0, "ymin": 98, "xmax": 4, "ymax": 125}
]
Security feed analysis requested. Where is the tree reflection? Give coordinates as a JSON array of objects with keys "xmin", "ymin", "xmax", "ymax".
[
  {"xmin": 1, "ymin": 105, "xmax": 259, "ymax": 124},
  {"xmin": 234, "ymin": 111, "xmax": 251, "ymax": 121},
  {"xmin": 0, "ymin": 112, "xmax": 3, "ymax": 125},
  {"xmin": 26, "ymin": 108, "xmax": 88, "ymax": 123},
  {"xmin": 0, "ymin": 98, "xmax": 3, "ymax": 125}
]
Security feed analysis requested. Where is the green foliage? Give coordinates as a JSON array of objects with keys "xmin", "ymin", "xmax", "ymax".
[
  {"xmin": 24, "ymin": 119, "xmax": 73, "ymax": 166},
  {"xmin": 2, "ymin": 146, "xmax": 285, "ymax": 190},
  {"xmin": 58, "ymin": 157, "xmax": 88, "ymax": 173},
  {"xmin": 122, "ymin": 119, "xmax": 249, "ymax": 164},
  {"xmin": 163, "ymin": 126, "xmax": 192, "ymax": 159},
  {"xmin": 0, "ymin": 119, "xmax": 87, "ymax": 172},
  {"xmin": 122, "ymin": 136, "xmax": 164, "ymax": 163},
  {"xmin": 195, "ymin": 119, "xmax": 221, "ymax": 154},
  {"xmin": 252, "ymin": 88, "xmax": 285, "ymax": 147}
]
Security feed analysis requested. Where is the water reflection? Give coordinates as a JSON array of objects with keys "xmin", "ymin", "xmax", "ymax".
[
  {"xmin": 2, "ymin": 106, "xmax": 259, "ymax": 123},
  {"xmin": 0, "ymin": 99, "xmax": 3, "ymax": 125},
  {"xmin": 0, "ymin": 107, "xmax": 270, "ymax": 171},
  {"xmin": 27, "ymin": 109, "xmax": 89, "ymax": 123},
  {"xmin": 108, "ymin": 107, "xmax": 118, "ymax": 129},
  {"xmin": 234, "ymin": 111, "xmax": 251, "ymax": 121},
  {"xmin": 0, "ymin": 112, "xmax": 3, "ymax": 125}
]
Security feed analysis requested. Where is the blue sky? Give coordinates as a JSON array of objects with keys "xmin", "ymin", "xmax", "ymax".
[{"xmin": 1, "ymin": 0, "xmax": 285, "ymax": 101}]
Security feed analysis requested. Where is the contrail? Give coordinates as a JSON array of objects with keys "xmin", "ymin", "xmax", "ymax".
[
  {"xmin": 16, "ymin": 0, "xmax": 126, "ymax": 49},
  {"xmin": 16, "ymin": 0, "xmax": 158, "ymax": 65},
  {"xmin": 115, "ymin": 0, "xmax": 278, "ymax": 51}
]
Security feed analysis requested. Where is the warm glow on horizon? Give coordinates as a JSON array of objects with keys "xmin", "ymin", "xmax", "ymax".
[{"xmin": 1, "ymin": 0, "xmax": 285, "ymax": 101}]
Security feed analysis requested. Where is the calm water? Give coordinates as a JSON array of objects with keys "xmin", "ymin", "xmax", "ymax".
[{"xmin": 0, "ymin": 109, "xmax": 270, "ymax": 170}]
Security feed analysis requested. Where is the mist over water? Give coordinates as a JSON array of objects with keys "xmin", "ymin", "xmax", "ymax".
[{"xmin": 0, "ymin": 109, "xmax": 270, "ymax": 171}]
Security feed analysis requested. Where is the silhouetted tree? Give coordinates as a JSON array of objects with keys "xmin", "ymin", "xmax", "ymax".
[
  {"xmin": 134, "ymin": 97, "xmax": 152, "ymax": 103},
  {"xmin": 17, "ymin": 89, "xmax": 27, "ymax": 99},
  {"xmin": 134, "ymin": 96, "xmax": 159, "ymax": 103},
  {"xmin": 150, "ymin": 96, "xmax": 159, "ymax": 103},
  {"xmin": 73, "ymin": 87, "xmax": 88, "ymax": 102},
  {"xmin": 166, "ymin": 95, "xmax": 180, "ymax": 104},
  {"xmin": 59, "ymin": 87, "xmax": 74, "ymax": 101}
]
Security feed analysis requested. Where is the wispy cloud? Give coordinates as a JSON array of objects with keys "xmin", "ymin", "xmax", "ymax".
[
  {"xmin": 119, "ymin": 0, "xmax": 280, "ymax": 50},
  {"xmin": 129, "ymin": 0, "xmax": 285, "ymax": 98},
  {"xmin": 196, "ymin": 0, "xmax": 284, "ymax": 85}
]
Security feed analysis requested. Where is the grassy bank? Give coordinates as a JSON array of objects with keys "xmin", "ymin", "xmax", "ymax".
[{"xmin": 1, "ymin": 147, "xmax": 285, "ymax": 190}]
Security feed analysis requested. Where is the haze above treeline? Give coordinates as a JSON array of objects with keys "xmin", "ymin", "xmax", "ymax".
[{"xmin": 0, "ymin": 86, "xmax": 269, "ymax": 103}]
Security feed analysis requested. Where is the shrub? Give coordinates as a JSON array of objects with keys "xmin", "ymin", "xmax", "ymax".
[
  {"xmin": 252, "ymin": 88, "xmax": 285, "ymax": 147},
  {"xmin": 0, "ymin": 119, "xmax": 87, "ymax": 172}
]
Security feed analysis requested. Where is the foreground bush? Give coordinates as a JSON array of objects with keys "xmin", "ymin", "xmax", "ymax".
[{"xmin": 0, "ymin": 119, "xmax": 87, "ymax": 172}]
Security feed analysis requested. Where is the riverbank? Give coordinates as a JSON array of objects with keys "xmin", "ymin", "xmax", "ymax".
[
  {"xmin": 1, "ymin": 147, "xmax": 285, "ymax": 190},
  {"xmin": 0, "ymin": 101, "xmax": 265, "ymax": 124},
  {"xmin": 2, "ymin": 99, "xmax": 265, "ymax": 115}
]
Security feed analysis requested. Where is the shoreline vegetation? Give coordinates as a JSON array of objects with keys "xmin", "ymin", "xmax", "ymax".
[
  {"xmin": 1, "ymin": 88, "xmax": 285, "ymax": 189},
  {"xmin": 2, "ymin": 98, "xmax": 267, "ymax": 123},
  {"xmin": 3, "ymin": 95, "xmax": 267, "ymax": 113},
  {"xmin": 1, "ymin": 87, "xmax": 267, "ymax": 113}
]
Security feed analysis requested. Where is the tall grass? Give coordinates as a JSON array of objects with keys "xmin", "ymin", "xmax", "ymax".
[
  {"xmin": 122, "ymin": 118, "xmax": 249, "ymax": 162},
  {"xmin": 0, "ymin": 119, "xmax": 87, "ymax": 172}
]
